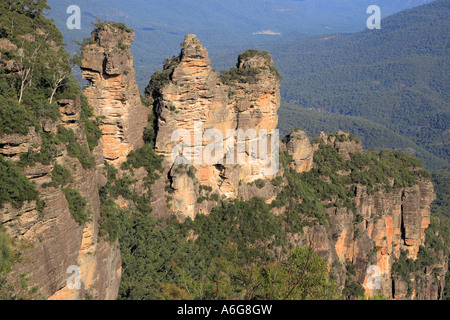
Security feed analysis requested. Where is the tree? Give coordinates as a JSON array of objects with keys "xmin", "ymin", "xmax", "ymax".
[
  {"xmin": 17, "ymin": 42, "xmax": 40, "ymax": 104},
  {"xmin": 46, "ymin": 64, "xmax": 70, "ymax": 104},
  {"xmin": 260, "ymin": 247, "xmax": 341, "ymax": 300}
]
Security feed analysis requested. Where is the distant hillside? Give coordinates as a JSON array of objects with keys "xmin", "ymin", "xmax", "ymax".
[
  {"xmin": 47, "ymin": 0, "xmax": 432, "ymax": 90},
  {"xmin": 279, "ymin": 103, "xmax": 449, "ymax": 170},
  {"xmin": 271, "ymin": 0, "xmax": 449, "ymax": 170}
]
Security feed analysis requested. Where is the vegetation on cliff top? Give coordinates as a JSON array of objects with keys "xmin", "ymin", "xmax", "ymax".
[
  {"xmin": 144, "ymin": 55, "xmax": 181, "ymax": 99},
  {"xmin": 220, "ymin": 49, "xmax": 281, "ymax": 85}
]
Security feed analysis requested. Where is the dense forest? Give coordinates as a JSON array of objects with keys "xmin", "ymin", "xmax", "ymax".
[{"xmin": 270, "ymin": 0, "xmax": 449, "ymax": 171}]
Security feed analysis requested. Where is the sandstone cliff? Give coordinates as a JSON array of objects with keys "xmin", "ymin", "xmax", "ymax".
[
  {"xmin": 0, "ymin": 96, "xmax": 121, "ymax": 300},
  {"xmin": 81, "ymin": 23, "xmax": 149, "ymax": 167},
  {"xmin": 147, "ymin": 34, "xmax": 281, "ymax": 219},
  {"xmin": 285, "ymin": 132, "xmax": 445, "ymax": 299}
]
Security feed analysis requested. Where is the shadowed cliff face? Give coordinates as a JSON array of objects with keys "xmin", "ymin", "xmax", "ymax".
[
  {"xmin": 81, "ymin": 24, "xmax": 149, "ymax": 168},
  {"xmin": 0, "ymin": 96, "xmax": 121, "ymax": 300}
]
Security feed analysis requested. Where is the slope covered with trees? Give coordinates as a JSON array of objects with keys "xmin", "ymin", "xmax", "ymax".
[{"xmin": 272, "ymin": 0, "xmax": 449, "ymax": 170}]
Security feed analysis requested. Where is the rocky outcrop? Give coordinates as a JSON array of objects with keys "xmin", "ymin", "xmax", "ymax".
[
  {"xmin": 1, "ymin": 19, "xmax": 443, "ymax": 300},
  {"xmin": 0, "ymin": 127, "xmax": 42, "ymax": 162},
  {"xmin": 318, "ymin": 131, "xmax": 363, "ymax": 160},
  {"xmin": 324, "ymin": 178, "xmax": 437, "ymax": 299},
  {"xmin": 81, "ymin": 24, "xmax": 149, "ymax": 167},
  {"xmin": 147, "ymin": 34, "xmax": 281, "ymax": 219},
  {"xmin": 284, "ymin": 129, "xmax": 315, "ymax": 173}
]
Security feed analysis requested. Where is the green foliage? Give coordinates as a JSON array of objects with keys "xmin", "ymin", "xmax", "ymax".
[
  {"xmin": 93, "ymin": 20, "xmax": 134, "ymax": 34},
  {"xmin": 50, "ymin": 162, "xmax": 71, "ymax": 188},
  {"xmin": 313, "ymin": 143, "xmax": 429, "ymax": 195},
  {"xmin": 271, "ymin": 176, "xmax": 284, "ymax": 187},
  {"xmin": 254, "ymin": 179, "xmax": 266, "ymax": 189},
  {"xmin": 274, "ymin": 0, "xmax": 450, "ymax": 169},
  {"xmin": 220, "ymin": 49, "xmax": 281, "ymax": 85},
  {"xmin": 117, "ymin": 195, "xmax": 340, "ymax": 300},
  {"xmin": 99, "ymin": 141, "xmax": 163, "ymax": 241},
  {"xmin": 57, "ymin": 126, "xmax": 95, "ymax": 169},
  {"xmin": 238, "ymin": 49, "xmax": 271, "ymax": 61},
  {"xmin": 342, "ymin": 281, "xmax": 365, "ymax": 300},
  {"xmin": 0, "ymin": 97, "xmax": 37, "ymax": 136},
  {"xmin": 258, "ymin": 247, "xmax": 341, "ymax": 300},
  {"xmin": 0, "ymin": 271, "xmax": 40, "ymax": 300},
  {"xmin": 145, "ymin": 55, "xmax": 181, "ymax": 98},
  {"xmin": 121, "ymin": 143, "xmax": 163, "ymax": 185},
  {"xmin": 366, "ymin": 294, "xmax": 389, "ymax": 300},
  {"xmin": 80, "ymin": 94, "xmax": 102, "ymax": 152},
  {"xmin": 220, "ymin": 66, "xmax": 262, "ymax": 85},
  {"xmin": 0, "ymin": 156, "xmax": 40, "ymax": 210},
  {"xmin": 62, "ymin": 188, "xmax": 90, "ymax": 225},
  {"xmin": 278, "ymin": 104, "xmax": 450, "ymax": 171},
  {"xmin": 431, "ymin": 170, "xmax": 450, "ymax": 218},
  {"xmin": 199, "ymin": 185, "xmax": 213, "ymax": 193},
  {"xmin": 0, "ymin": 0, "xmax": 80, "ymax": 132},
  {"xmin": 0, "ymin": 225, "xmax": 40, "ymax": 300},
  {"xmin": 0, "ymin": 227, "xmax": 12, "ymax": 273}
]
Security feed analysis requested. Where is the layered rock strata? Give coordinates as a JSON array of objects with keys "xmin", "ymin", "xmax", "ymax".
[
  {"xmin": 147, "ymin": 34, "xmax": 281, "ymax": 219},
  {"xmin": 81, "ymin": 24, "xmax": 149, "ymax": 167},
  {"xmin": 0, "ymin": 96, "xmax": 121, "ymax": 300}
]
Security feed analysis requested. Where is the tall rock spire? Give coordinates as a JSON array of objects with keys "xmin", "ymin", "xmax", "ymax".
[
  {"xmin": 146, "ymin": 35, "xmax": 282, "ymax": 218},
  {"xmin": 81, "ymin": 23, "xmax": 149, "ymax": 167}
]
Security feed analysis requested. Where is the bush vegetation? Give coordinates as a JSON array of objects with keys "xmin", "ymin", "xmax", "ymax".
[
  {"xmin": 0, "ymin": 156, "xmax": 41, "ymax": 210},
  {"xmin": 62, "ymin": 188, "xmax": 90, "ymax": 225}
]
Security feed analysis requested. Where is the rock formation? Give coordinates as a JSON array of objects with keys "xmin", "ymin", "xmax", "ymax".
[
  {"xmin": 284, "ymin": 129, "xmax": 315, "ymax": 172},
  {"xmin": 147, "ymin": 34, "xmax": 281, "ymax": 219},
  {"xmin": 288, "ymin": 132, "xmax": 444, "ymax": 299},
  {"xmin": 81, "ymin": 24, "xmax": 149, "ymax": 167}
]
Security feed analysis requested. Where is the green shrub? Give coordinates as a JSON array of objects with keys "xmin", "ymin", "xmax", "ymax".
[
  {"xmin": 145, "ymin": 55, "xmax": 181, "ymax": 96},
  {"xmin": 57, "ymin": 126, "xmax": 95, "ymax": 169},
  {"xmin": 343, "ymin": 281, "xmax": 365, "ymax": 300},
  {"xmin": 0, "ymin": 97, "xmax": 36, "ymax": 136},
  {"xmin": 62, "ymin": 188, "xmax": 90, "ymax": 225},
  {"xmin": 254, "ymin": 179, "xmax": 266, "ymax": 189},
  {"xmin": 0, "ymin": 226, "xmax": 12, "ymax": 273},
  {"xmin": 209, "ymin": 193, "xmax": 219, "ymax": 202},
  {"xmin": 0, "ymin": 156, "xmax": 40, "ymax": 209},
  {"xmin": 51, "ymin": 163, "xmax": 72, "ymax": 187}
]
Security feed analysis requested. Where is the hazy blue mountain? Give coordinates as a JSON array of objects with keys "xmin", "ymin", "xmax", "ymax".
[
  {"xmin": 272, "ymin": 0, "xmax": 449, "ymax": 170},
  {"xmin": 47, "ymin": 0, "xmax": 432, "ymax": 88}
]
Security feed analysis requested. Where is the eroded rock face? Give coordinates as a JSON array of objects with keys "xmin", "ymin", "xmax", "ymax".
[
  {"xmin": 285, "ymin": 129, "xmax": 315, "ymax": 173},
  {"xmin": 0, "ymin": 127, "xmax": 42, "ymax": 162},
  {"xmin": 147, "ymin": 34, "xmax": 281, "ymax": 219},
  {"xmin": 81, "ymin": 25, "xmax": 149, "ymax": 167},
  {"xmin": 317, "ymin": 178, "xmax": 438, "ymax": 299},
  {"xmin": 0, "ymin": 96, "xmax": 121, "ymax": 300},
  {"xmin": 319, "ymin": 131, "xmax": 363, "ymax": 160}
]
